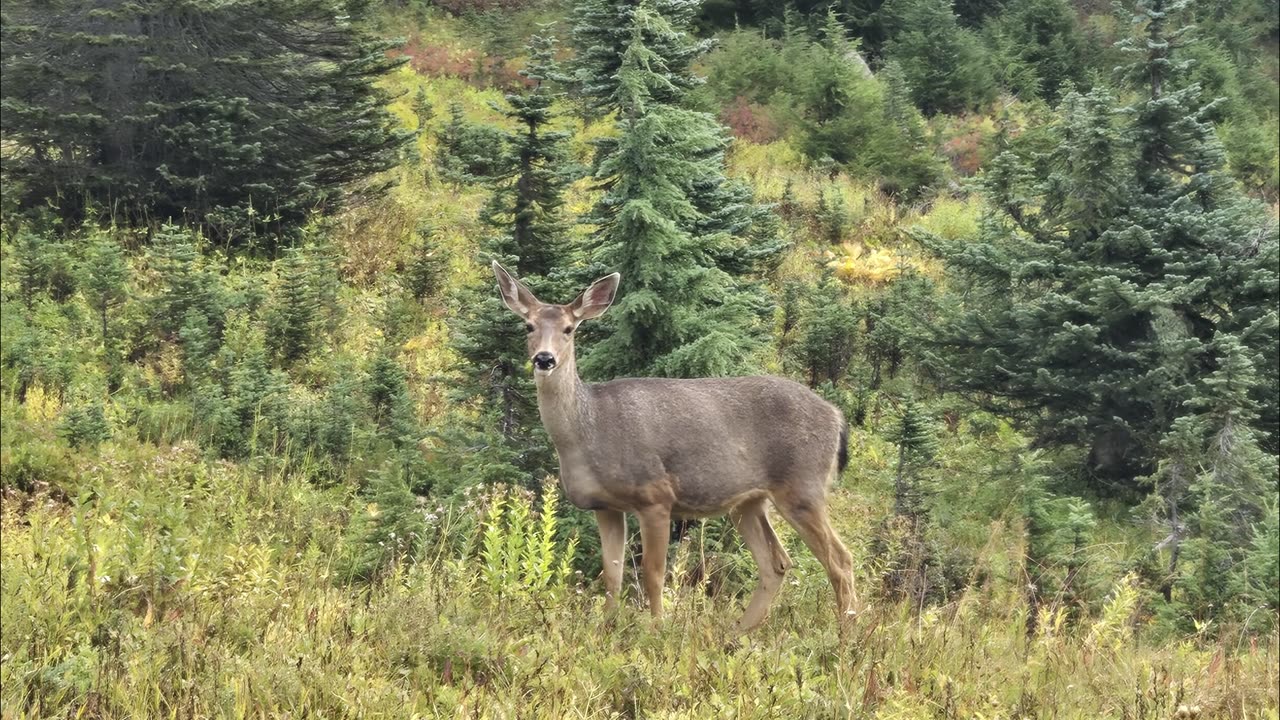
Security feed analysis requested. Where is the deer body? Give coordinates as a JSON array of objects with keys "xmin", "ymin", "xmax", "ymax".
[
  {"xmin": 541, "ymin": 376, "xmax": 843, "ymax": 518},
  {"xmin": 493, "ymin": 262, "xmax": 858, "ymax": 634}
]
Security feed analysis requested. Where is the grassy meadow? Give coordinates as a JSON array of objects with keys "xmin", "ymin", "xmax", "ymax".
[
  {"xmin": 3, "ymin": 408, "xmax": 1277, "ymax": 717},
  {"xmin": 3, "ymin": 4, "xmax": 1279, "ymax": 719}
]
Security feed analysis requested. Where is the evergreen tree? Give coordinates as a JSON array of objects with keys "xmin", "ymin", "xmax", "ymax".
[
  {"xmin": 59, "ymin": 402, "xmax": 110, "ymax": 449},
  {"xmin": 80, "ymin": 235, "xmax": 129, "ymax": 351},
  {"xmin": 0, "ymin": 0, "xmax": 410, "ymax": 244},
  {"xmin": 881, "ymin": 0, "xmax": 996, "ymax": 115},
  {"xmin": 340, "ymin": 462, "xmax": 426, "ymax": 582},
  {"xmin": 413, "ymin": 87, "xmax": 436, "ymax": 134},
  {"xmin": 1163, "ymin": 336, "xmax": 1278, "ymax": 625},
  {"xmin": 266, "ymin": 247, "xmax": 322, "ymax": 365},
  {"xmin": 892, "ymin": 396, "xmax": 937, "ymax": 521},
  {"xmin": 789, "ymin": 277, "xmax": 859, "ymax": 388},
  {"xmin": 816, "ymin": 187, "xmax": 851, "ymax": 245},
  {"xmin": 403, "ymin": 223, "xmax": 448, "ymax": 302},
  {"xmin": 450, "ymin": 34, "xmax": 572, "ymax": 489},
  {"xmin": 876, "ymin": 395, "xmax": 945, "ymax": 604},
  {"xmin": 569, "ymin": 0, "xmax": 711, "ymax": 119},
  {"xmin": 574, "ymin": 1, "xmax": 782, "ymax": 283},
  {"xmin": 790, "ymin": 11, "xmax": 942, "ymax": 197},
  {"xmin": 12, "ymin": 229, "xmax": 76, "ymax": 308},
  {"xmin": 921, "ymin": 0, "xmax": 1279, "ymax": 488},
  {"xmin": 576, "ymin": 2, "xmax": 775, "ymax": 379},
  {"xmin": 366, "ymin": 349, "xmax": 418, "ymax": 450},
  {"xmin": 148, "ymin": 225, "xmax": 224, "ymax": 343},
  {"xmin": 434, "ymin": 102, "xmax": 506, "ymax": 188},
  {"xmin": 982, "ymin": 0, "xmax": 1089, "ymax": 103}
]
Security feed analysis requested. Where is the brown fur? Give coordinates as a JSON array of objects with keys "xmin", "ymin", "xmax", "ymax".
[{"xmin": 492, "ymin": 262, "xmax": 859, "ymax": 634}]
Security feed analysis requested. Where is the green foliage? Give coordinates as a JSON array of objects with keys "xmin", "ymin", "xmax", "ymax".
[
  {"xmin": 58, "ymin": 402, "xmax": 110, "ymax": 449},
  {"xmin": 1003, "ymin": 448, "xmax": 1102, "ymax": 626},
  {"xmin": 1161, "ymin": 336, "xmax": 1279, "ymax": 627},
  {"xmin": 892, "ymin": 396, "xmax": 937, "ymax": 519},
  {"xmin": 981, "ymin": 0, "xmax": 1090, "ymax": 103},
  {"xmin": 1237, "ymin": 500, "xmax": 1280, "ymax": 626},
  {"xmin": 12, "ymin": 228, "xmax": 76, "ymax": 308},
  {"xmin": 450, "ymin": 34, "xmax": 572, "ymax": 490},
  {"xmin": 700, "ymin": 22, "xmax": 942, "ymax": 196},
  {"xmin": 404, "ymin": 224, "xmax": 448, "ymax": 301},
  {"xmin": 0, "ymin": 3, "xmax": 1276, "ymax": 714},
  {"xmin": 922, "ymin": 3, "xmax": 1280, "ymax": 490},
  {"xmin": 435, "ymin": 102, "xmax": 507, "ymax": 187},
  {"xmin": 815, "ymin": 187, "xmax": 851, "ymax": 245},
  {"xmin": 575, "ymin": 4, "xmax": 776, "ymax": 379},
  {"xmin": 265, "ymin": 247, "xmax": 329, "ymax": 365},
  {"xmin": 79, "ymin": 234, "xmax": 129, "ymax": 379},
  {"xmin": 788, "ymin": 277, "xmax": 859, "ymax": 388},
  {"xmin": 0, "ymin": 0, "xmax": 410, "ymax": 244},
  {"xmin": 569, "ymin": 0, "xmax": 711, "ymax": 119},
  {"xmin": 477, "ymin": 484, "xmax": 579, "ymax": 602},
  {"xmin": 148, "ymin": 225, "xmax": 225, "ymax": 344},
  {"xmin": 341, "ymin": 461, "xmax": 427, "ymax": 583},
  {"xmin": 413, "ymin": 86, "xmax": 436, "ymax": 132},
  {"xmin": 882, "ymin": 0, "xmax": 996, "ymax": 115},
  {"xmin": 366, "ymin": 350, "xmax": 419, "ymax": 449}
]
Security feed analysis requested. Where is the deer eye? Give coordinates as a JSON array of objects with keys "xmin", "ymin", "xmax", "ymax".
[
  {"xmin": 563, "ymin": 326, "xmax": 573, "ymax": 335},
  {"xmin": 525, "ymin": 323, "xmax": 534, "ymax": 333}
]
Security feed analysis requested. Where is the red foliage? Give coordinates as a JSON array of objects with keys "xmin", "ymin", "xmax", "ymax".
[
  {"xmin": 479, "ymin": 56, "xmax": 529, "ymax": 90},
  {"xmin": 432, "ymin": 0, "xmax": 536, "ymax": 13},
  {"xmin": 398, "ymin": 36, "xmax": 479, "ymax": 81},
  {"xmin": 720, "ymin": 96, "xmax": 782, "ymax": 144},
  {"xmin": 395, "ymin": 35, "xmax": 528, "ymax": 90},
  {"xmin": 941, "ymin": 126, "xmax": 986, "ymax": 177}
]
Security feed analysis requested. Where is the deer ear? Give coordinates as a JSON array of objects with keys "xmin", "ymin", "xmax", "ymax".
[
  {"xmin": 570, "ymin": 273, "xmax": 620, "ymax": 321},
  {"xmin": 492, "ymin": 261, "xmax": 539, "ymax": 317}
]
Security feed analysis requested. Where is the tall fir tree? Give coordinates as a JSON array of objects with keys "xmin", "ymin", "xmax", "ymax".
[
  {"xmin": 881, "ymin": 0, "xmax": 996, "ymax": 115},
  {"xmin": 574, "ymin": 2, "xmax": 777, "ymax": 379},
  {"xmin": 569, "ymin": 0, "xmax": 710, "ymax": 119},
  {"xmin": 450, "ymin": 34, "xmax": 573, "ymax": 489},
  {"xmin": 921, "ymin": 0, "xmax": 1279, "ymax": 489},
  {"xmin": 0, "ymin": 0, "xmax": 410, "ymax": 244},
  {"xmin": 1157, "ymin": 336, "xmax": 1278, "ymax": 625}
]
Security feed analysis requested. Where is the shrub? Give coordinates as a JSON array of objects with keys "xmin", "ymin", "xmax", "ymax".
[{"xmin": 477, "ymin": 483, "xmax": 578, "ymax": 603}]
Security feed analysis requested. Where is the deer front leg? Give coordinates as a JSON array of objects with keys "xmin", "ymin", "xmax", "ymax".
[
  {"xmin": 636, "ymin": 505, "xmax": 672, "ymax": 620},
  {"xmin": 596, "ymin": 509, "xmax": 625, "ymax": 611}
]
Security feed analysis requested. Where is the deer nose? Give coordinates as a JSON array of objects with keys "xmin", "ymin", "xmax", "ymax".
[{"xmin": 533, "ymin": 352, "xmax": 556, "ymax": 370}]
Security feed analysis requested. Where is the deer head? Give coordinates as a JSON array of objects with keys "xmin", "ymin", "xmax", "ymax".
[{"xmin": 492, "ymin": 261, "xmax": 620, "ymax": 377}]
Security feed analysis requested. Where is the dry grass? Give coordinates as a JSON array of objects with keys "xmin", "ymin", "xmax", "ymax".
[{"xmin": 1, "ymin": 428, "xmax": 1276, "ymax": 720}]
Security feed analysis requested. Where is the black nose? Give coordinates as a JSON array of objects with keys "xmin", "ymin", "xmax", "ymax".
[{"xmin": 533, "ymin": 352, "xmax": 556, "ymax": 370}]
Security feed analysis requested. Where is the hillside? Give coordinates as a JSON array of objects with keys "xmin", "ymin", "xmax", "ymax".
[{"xmin": 1, "ymin": 1, "xmax": 1277, "ymax": 717}]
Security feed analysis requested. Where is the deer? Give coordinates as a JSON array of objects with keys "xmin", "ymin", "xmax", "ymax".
[{"xmin": 492, "ymin": 261, "xmax": 859, "ymax": 634}]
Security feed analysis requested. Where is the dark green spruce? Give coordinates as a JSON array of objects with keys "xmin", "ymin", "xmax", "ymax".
[{"xmin": 0, "ymin": 0, "xmax": 410, "ymax": 245}]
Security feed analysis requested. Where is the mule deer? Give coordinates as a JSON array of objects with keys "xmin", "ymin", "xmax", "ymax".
[{"xmin": 492, "ymin": 262, "xmax": 858, "ymax": 633}]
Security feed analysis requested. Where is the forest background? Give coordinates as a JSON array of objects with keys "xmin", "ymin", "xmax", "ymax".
[{"xmin": 1, "ymin": 0, "xmax": 1278, "ymax": 716}]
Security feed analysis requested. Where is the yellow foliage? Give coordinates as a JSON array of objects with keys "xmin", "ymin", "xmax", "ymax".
[
  {"xmin": 22, "ymin": 383, "xmax": 61, "ymax": 422},
  {"xmin": 1086, "ymin": 573, "xmax": 1141, "ymax": 655},
  {"xmin": 828, "ymin": 242, "xmax": 912, "ymax": 286}
]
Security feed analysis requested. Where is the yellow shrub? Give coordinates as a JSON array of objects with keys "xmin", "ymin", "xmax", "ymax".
[
  {"xmin": 828, "ymin": 243, "xmax": 914, "ymax": 286},
  {"xmin": 22, "ymin": 383, "xmax": 61, "ymax": 422}
]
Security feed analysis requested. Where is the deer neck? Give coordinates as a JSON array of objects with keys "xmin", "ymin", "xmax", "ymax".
[{"xmin": 534, "ymin": 355, "xmax": 593, "ymax": 455}]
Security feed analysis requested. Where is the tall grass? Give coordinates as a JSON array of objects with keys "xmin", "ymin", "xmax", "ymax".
[{"xmin": 2, "ymin": 425, "xmax": 1276, "ymax": 719}]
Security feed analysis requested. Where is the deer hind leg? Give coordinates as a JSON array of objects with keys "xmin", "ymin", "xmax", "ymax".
[
  {"xmin": 636, "ymin": 505, "xmax": 672, "ymax": 620},
  {"xmin": 730, "ymin": 497, "xmax": 792, "ymax": 635},
  {"xmin": 596, "ymin": 510, "xmax": 625, "ymax": 611},
  {"xmin": 774, "ymin": 491, "xmax": 859, "ymax": 627}
]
